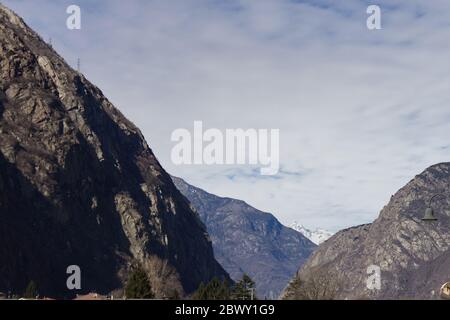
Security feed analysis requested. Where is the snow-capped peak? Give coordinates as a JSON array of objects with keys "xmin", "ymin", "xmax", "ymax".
[{"xmin": 290, "ymin": 222, "xmax": 333, "ymax": 245}]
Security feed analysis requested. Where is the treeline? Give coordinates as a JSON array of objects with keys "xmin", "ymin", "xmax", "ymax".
[
  {"xmin": 283, "ymin": 270, "xmax": 341, "ymax": 300},
  {"xmin": 13, "ymin": 269, "xmax": 258, "ymax": 300},
  {"xmin": 192, "ymin": 274, "xmax": 257, "ymax": 300}
]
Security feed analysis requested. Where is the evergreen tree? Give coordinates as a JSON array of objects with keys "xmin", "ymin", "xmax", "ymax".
[
  {"xmin": 192, "ymin": 278, "xmax": 231, "ymax": 300},
  {"xmin": 192, "ymin": 282, "xmax": 207, "ymax": 300},
  {"xmin": 125, "ymin": 267, "xmax": 154, "ymax": 299},
  {"xmin": 207, "ymin": 278, "xmax": 230, "ymax": 300},
  {"xmin": 231, "ymin": 274, "xmax": 257, "ymax": 300},
  {"xmin": 24, "ymin": 280, "xmax": 39, "ymax": 299}
]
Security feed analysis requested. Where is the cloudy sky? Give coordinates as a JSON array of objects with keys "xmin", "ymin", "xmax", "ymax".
[{"xmin": 3, "ymin": 0, "xmax": 450, "ymax": 231}]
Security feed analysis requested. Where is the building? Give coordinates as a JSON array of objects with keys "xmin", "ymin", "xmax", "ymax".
[{"xmin": 74, "ymin": 293, "xmax": 107, "ymax": 300}]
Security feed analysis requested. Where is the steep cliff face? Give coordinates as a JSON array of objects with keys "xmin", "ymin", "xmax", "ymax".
[
  {"xmin": 290, "ymin": 163, "xmax": 450, "ymax": 300},
  {"xmin": 0, "ymin": 4, "xmax": 228, "ymax": 298},
  {"xmin": 172, "ymin": 176, "xmax": 317, "ymax": 299}
]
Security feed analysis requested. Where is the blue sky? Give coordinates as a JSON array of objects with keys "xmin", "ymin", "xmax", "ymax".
[{"xmin": 3, "ymin": 0, "xmax": 450, "ymax": 231}]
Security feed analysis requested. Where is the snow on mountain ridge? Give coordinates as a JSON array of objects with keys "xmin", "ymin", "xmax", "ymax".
[{"xmin": 290, "ymin": 222, "xmax": 333, "ymax": 245}]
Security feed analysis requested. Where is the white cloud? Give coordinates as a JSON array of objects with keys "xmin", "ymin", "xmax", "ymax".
[{"xmin": 4, "ymin": 0, "xmax": 450, "ymax": 231}]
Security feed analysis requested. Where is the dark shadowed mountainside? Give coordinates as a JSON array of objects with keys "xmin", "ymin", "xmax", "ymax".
[
  {"xmin": 0, "ymin": 4, "xmax": 229, "ymax": 298},
  {"xmin": 172, "ymin": 176, "xmax": 317, "ymax": 298}
]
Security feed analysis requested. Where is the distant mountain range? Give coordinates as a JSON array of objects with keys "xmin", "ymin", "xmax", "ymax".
[
  {"xmin": 289, "ymin": 222, "xmax": 333, "ymax": 245},
  {"xmin": 172, "ymin": 176, "xmax": 317, "ymax": 299},
  {"xmin": 286, "ymin": 163, "xmax": 450, "ymax": 300}
]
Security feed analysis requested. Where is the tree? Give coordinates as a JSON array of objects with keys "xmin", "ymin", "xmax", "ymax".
[
  {"xmin": 192, "ymin": 278, "xmax": 231, "ymax": 300},
  {"xmin": 283, "ymin": 271, "xmax": 341, "ymax": 300},
  {"xmin": 24, "ymin": 280, "xmax": 39, "ymax": 299},
  {"xmin": 192, "ymin": 282, "xmax": 206, "ymax": 300},
  {"xmin": 283, "ymin": 275, "xmax": 303, "ymax": 300},
  {"xmin": 231, "ymin": 274, "xmax": 257, "ymax": 300},
  {"xmin": 167, "ymin": 289, "xmax": 181, "ymax": 300},
  {"xmin": 125, "ymin": 267, "xmax": 154, "ymax": 299}
]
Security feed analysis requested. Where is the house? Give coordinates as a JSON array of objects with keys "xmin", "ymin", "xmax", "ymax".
[{"xmin": 74, "ymin": 293, "xmax": 107, "ymax": 300}]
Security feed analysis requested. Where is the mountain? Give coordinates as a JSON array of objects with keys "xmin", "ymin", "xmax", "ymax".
[
  {"xmin": 290, "ymin": 222, "xmax": 333, "ymax": 245},
  {"xmin": 286, "ymin": 163, "xmax": 450, "ymax": 300},
  {"xmin": 0, "ymin": 4, "xmax": 229, "ymax": 298},
  {"xmin": 171, "ymin": 176, "xmax": 317, "ymax": 299}
]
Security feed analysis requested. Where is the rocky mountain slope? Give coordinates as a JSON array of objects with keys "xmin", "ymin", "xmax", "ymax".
[
  {"xmin": 290, "ymin": 222, "xmax": 333, "ymax": 245},
  {"xmin": 172, "ymin": 176, "xmax": 317, "ymax": 299},
  {"xmin": 0, "ymin": 4, "xmax": 229, "ymax": 298},
  {"xmin": 288, "ymin": 163, "xmax": 450, "ymax": 299}
]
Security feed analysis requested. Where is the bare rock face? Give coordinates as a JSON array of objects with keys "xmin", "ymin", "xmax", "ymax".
[
  {"xmin": 0, "ymin": 4, "xmax": 228, "ymax": 298},
  {"xmin": 172, "ymin": 176, "xmax": 317, "ymax": 299},
  {"xmin": 289, "ymin": 163, "xmax": 450, "ymax": 300}
]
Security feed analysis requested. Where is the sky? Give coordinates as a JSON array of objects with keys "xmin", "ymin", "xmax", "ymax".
[{"xmin": 3, "ymin": 0, "xmax": 450, "ymax": 232}]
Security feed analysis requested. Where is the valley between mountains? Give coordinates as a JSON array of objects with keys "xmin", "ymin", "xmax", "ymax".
[{"xmin": 0, "ymin": 3, "xmax": 449, "ymax": 300}]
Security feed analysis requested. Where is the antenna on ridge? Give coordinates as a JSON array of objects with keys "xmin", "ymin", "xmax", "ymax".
[{"xmin": 77, "ymin": 58, "xmax": 81, "ymax": 73}]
